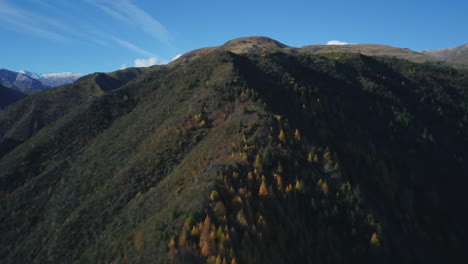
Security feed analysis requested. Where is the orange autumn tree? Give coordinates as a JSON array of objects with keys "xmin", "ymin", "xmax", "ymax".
[{"xmin": 258, "ymin": 181, "xmax": 268, "ymax": 196}]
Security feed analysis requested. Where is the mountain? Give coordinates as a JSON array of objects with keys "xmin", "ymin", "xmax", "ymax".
[
  {"xmin": 0, "ymin": 67, "xmax": 149, "ymax": 158},
  {"xmin": 0, "ymin": 69, "xmax": 45, "ymax": 92},
  {"xmin": 421, "ymin": 43, "xmax": 468, "ymax": 66},
  {"xmin": 173, "ymin": 36, "xmax": 438, "ymax": 66},
  {"xmin": 18, "ymin": 70, "xmax": 85, "ymax": 88},
  {"xmin": 1, "ymin": 37, "xmax": 468, "ymax": 264},
  {"xmin": 0, "ymin": 84, "xmax": 27, "ymax": 109}
]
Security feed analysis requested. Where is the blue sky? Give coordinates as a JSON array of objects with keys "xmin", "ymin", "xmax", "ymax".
[{"xmin": 0, "ymin": 0, "xmax": 466, "ymax": 74}]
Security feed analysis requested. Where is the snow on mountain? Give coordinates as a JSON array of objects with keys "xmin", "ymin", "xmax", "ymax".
[{"xmin": 17, "ymin": 70, "xmax": 85, "ymax": 88}]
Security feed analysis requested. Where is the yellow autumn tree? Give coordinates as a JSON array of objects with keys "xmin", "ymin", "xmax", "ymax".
[
  {"xmin": 308, "ymin": 152, "xmax": 313, "ymax": 163},
  {"xmin": 313, "ymin": 154, "xmax": 319, "ymax": 163},
  {"xmin": 258, "ymin": 181, "xmax": 268, "ymax": 196},
  {"xmin": 168, "ymin": 237, "xmax": 177, "ymax": 261},
  {"xmin": 294, "ymin": 129, "xmax": 301, "ymax": 141},
  {"xmin": 278, "ymin": 129, "xmax": 286, "ymax": 142},
  {"xmin": 371, "ymin": 232, "xmax": 381, "ymax": 246},
  {"xmin": 199, "ymin": 216, "xmax": 212, "ymax": 256},
  {"xmin": 216, "ymin": 255, "xmax": 222, "ymax": 264},
  {"xmin": 231, "ymin": 258, "xmax": 238, "ymax": 264},
  {"xmin": 179, "ymin": 230, "xmax": 187, "ymax": 246},
  {"xmin": 254, "ymin": 154, "xmax": 262, "ymax": 171},
  {"xmin": 321, "ymin": 182, "xmax": 329, "ymax": 196}
]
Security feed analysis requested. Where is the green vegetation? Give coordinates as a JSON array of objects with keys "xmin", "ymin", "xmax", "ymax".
[{"xmin": 1, "ymin": 43, "xmax": 468, "ymax": 264}]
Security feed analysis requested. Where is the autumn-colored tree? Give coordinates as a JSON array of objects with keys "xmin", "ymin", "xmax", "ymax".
[
  {"xmin": 231, "ymin": 258, "xmax": 238, "ymax": 264},
  {"xmin": 274, "ymin": 173, "xmax": 283, "ymax": 191},
  {"xmin": 295, "ymin": 180, "xmax": 301, "ymax": 190},
  {"xmin": 191, "ymin": 225, "xmax": 200, "ymax": 236},
  {"xmin": 254, "ymin": 154, "xmax": 262, "ymax": 171},
  {"xmin": 134, "ymin": 233, "xmax": 142, "ymax": 251},
  {"xmin": 168, "ymin": 237, "xmax": 177, "ymax": 261},
  {"xmin": 258, "ymin": 181, "xmax": 268, "ymax": 196},
  {"xmin": 216, "ymin": 255, "xmax": 222, "ymax": 264},
  {"xmin": 321, "ymin": 182, "xmax": 329, "ymax": 196},
  {"xmin": 247, "ymin": 171, "xmax": 254, "ymax": 181},
  {"xmin": 294, "ymin": 129, "xmax": 301, "ymax": 141},
  {"xmin": 278, "ymin": 129, "xmax": 286, "ymax": 142},
  {"xmin": 308, "ymin": 152, "xmax": 313, "ymax": 163},
  {"xmin": 313, "ymin": 154, "xmax": 319, "ymax": 163},
  {"xmin": 179, "ymin": 230, "xmax": 187, "ymax": 247},
  {"xmin": 277, "ymin": 162, "xmax": 283, "ymax": 173},
  {"xmin": 371, "ymin": 232, "xmax": 381, "ymax": 246},
  {"xmin": 199, "ymin": 216, "xmax": 212, "ymax": 256},
  {"xmin": 210, "ymin": 190, "xmax": 219, "ymax": 201},
  {"xmin": 199, "ymin": 120, "xmax": 206, "ymax": 128}
]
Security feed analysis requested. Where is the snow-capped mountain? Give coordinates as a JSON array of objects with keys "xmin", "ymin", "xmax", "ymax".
[
  {"xmin": 17, "ymin": 70, "xmax": 84, "ymax": 88},
  {"xmin": 0, "ymin": 69, "xmax": 45, "ymax": 92}
]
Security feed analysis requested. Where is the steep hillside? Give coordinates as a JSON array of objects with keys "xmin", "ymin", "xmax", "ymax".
[
  {"xmin": 421, "ymin": 43, "xmax": 468, "ymax": 66},
  {"xmin": 0, "ymin": 67, "xmax": 148, "ymax": 157},
  {"xmin": 0, "ymin": 85, "xmax": 27, "ymax": 109},
  {"xmin": 1, "ymin": 46, "xmax": 468, "ymax": 264},
  {"xmin": 0, "ymin": 69, "xmax": 45, "ymax": 92}
]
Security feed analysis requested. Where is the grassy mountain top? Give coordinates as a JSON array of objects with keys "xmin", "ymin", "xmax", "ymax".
[
  {"xmin": 174, "ymin": 36, "xmax": 441, "ymax": 66},
  {"xmin": 421, "ymin": 43, "xmax": 468, "ymax": 67},
  {"xmin": 1, "ymin": 42, "xmax": 468, "ymax": 263}
]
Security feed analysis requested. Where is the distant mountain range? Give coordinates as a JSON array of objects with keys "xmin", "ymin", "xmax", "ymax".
[
  {"xmin": 17, "ymin": 70, "xmax": 84, "ymax": 88},
  {"xmin": 0, "ymin": 69, "xmax": 84, "ymax": 93}
]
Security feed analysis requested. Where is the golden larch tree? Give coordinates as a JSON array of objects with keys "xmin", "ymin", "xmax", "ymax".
[
  {"xmin": 278, "ymin": 129, "xmax": 286, "ymax": 142},
  {"xmin": 258, "ymin": 181, "xmax": 268, "ymax": 196},
  {"xmin": 371, "ymin": 232, "xmax": 381, "ymax": 246},
  {"xmin": 294, "ymin": 129, "xmax": 301, "ymax": 141}
]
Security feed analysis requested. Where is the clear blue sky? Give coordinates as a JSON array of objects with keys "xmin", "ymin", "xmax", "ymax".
[{"xmin": 0, "ymin": 0, "xmax": 466, "ymax": 74}]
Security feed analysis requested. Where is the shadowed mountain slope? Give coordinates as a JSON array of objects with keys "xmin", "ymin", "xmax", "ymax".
[{"xmin": 0, "ymin": 85, "xmax": 27, "ymax": 110}]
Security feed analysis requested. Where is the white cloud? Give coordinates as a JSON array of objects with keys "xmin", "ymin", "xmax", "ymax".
[
  {"xmin": 134, "ymin": 54, "xmax": 183, "ymax": 68},
  {"xmin": 326, "ymin": 40, "xmax": 356, "ymax": 45},
  {"xmin": 170, "ymin": 54, "xmax": 182, "ymax": 62},
  {"xmin": 120, "ymin": 64, "xmax": 127, "ymax": 70},
  {"xmin": 86, "ymin": 0, "xmax": 170, "ymax": 45},
  {"xmin": 134, "ymin": 57, "xmax": 160, "ymax": 67}
]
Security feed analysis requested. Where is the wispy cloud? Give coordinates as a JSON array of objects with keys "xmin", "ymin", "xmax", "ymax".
[
  {"xmin": 0, "ymin": 1, "xmax": 70, "ymax": 42},
  {"xmin": 326, "ymin": 40, "xmax": 356, "ymax": 45},
  {"xmin": 86, "ymin": 0, "xmax": 171, "ymax": 45},
  {"xmin": 111, "ymin": 36, "xmax": 155, "ymax": 57}
]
